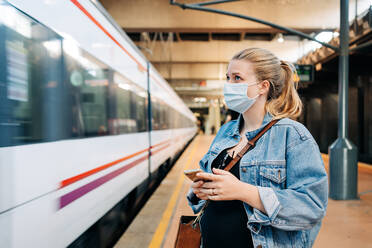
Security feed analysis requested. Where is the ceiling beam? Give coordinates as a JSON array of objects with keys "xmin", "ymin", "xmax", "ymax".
[{"xmin": 124, "ymin": 27, "xmax": 332, "ymax": 34}]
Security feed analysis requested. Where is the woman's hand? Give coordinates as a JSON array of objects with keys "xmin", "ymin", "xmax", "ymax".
[
  {"xmin": 192, "ymin": 168, "xmax": 243, "ymax": 201},
  {"xmin": 192, "ymin": 168, "xmax": 267, "ymax": 213},
  {"xmin": 191, "ymin": 180, "xmax": 208, "ymax": 200}
]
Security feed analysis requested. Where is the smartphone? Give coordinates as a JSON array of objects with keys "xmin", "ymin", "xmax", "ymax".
[{"xmin": 184, "ymin": 168, "xmax": 202, "ymax": 182}]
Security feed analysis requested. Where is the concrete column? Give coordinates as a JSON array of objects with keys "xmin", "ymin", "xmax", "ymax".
[{"xmin": 205, "ymin": 100, "xmax": 221, "ymax": 135}]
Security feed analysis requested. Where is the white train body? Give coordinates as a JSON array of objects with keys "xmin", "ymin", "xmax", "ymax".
[{"xmin": 0, "ymin": 0, "xmax": 197, "ymax": 247}]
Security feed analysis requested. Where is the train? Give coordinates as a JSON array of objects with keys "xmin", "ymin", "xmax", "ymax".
[{"xmin": 0, "ymin": 0, "xmax": 197, "ymax": 247}]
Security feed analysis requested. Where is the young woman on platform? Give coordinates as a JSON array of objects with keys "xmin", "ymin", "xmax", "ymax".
[{"xmin": 187, "ymin": 47, "xmax": 328, "ymax": 248}]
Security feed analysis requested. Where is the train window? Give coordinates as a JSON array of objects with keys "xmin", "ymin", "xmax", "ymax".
[
  {"xmin": 160, "ymin": 102, "xmax": 167, "ymax": 130},
  {"xmin": 177, "ymin": 111, "xmax": 182, "ymax": 129},
  {"xmin": 112, "ymin": 73, "xmax": 133, "ymax": 134},
  {"xmin": 152, "ymin": 100, "xmax": 160, "ymax": 130},
  {"xmin": 112, "ymin": 73, "xmax": 147, "ymax": 133},
  {"xmin": 0, "ymin": 2, "xmax": 65, "ymax": 147},
  {"xmin": 173, "ymin": 110, "xmax": 178, "ymax": 129},
  {"xmin": 129, "ymin": 83, "xmax": 147, "ymax": 133},
  {"xmin": 168, "ymin": 108, "xmax": 174, "ymax": 129},
  {"xmin": 153, "ymin": 101, "xmax": 169, "ymax": 130},
  {"xmin": 63, "ymin": 42, "xmax": 109, "ymax": 137},
  {"xmin": 133, "ymin": 92, "xmax": 147, "ymax": 132}
]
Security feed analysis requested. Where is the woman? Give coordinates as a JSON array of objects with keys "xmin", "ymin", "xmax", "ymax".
[{"xmin": 187, "ymin": 48, "xmax": 328, "ymax": 248}]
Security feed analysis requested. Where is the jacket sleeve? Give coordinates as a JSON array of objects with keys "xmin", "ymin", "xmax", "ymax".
[{"xmin": 247, "ymin": 136, "xmax": 328, "ymax": 232}]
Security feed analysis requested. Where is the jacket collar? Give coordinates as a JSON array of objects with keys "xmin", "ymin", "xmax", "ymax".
[{"xmin": 228, "ymin": 112, "xmax": 273, "ymax": 137}]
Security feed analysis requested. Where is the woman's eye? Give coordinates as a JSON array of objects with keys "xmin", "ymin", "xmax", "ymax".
[
  {"xmin": 234, "ymin": 75, "xmax": 241, "ymax": 81},
  {"xmin": 226, "ymin": 76, "xmax": 230, "ymax": 81}
]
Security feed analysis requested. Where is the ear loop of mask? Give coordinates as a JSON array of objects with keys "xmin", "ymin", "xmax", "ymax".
[{"xmin": 248, "ymin": 81, "xmax": 262, "ymax": 99}]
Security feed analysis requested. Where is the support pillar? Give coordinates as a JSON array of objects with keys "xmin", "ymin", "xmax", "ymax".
[{"xmin": 329, "ymin": 0, "xmax": 358, "ymax": 200}]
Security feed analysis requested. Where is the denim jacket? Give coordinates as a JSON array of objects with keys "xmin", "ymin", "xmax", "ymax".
[{"xmin": 187, "ymin": 113, "xmax": 328, "ymax": 248}]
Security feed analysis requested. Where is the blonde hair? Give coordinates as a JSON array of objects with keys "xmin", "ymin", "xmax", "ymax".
[{"xmin": 232, "ymin": 47, "xmax": 302, "ymax": 120}]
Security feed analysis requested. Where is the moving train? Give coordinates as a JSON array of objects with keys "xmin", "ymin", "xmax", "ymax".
[{"xmin": 0, "ymin": 0, "xmax": 197, "ymax": 247}]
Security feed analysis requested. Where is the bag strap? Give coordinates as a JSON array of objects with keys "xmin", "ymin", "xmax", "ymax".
[
  {"xmin": 192, "ymin": 118, "xmax": 280, "ymax": 227},
  {"xmin": 223, "ymin": 119, "xmax": 279, "ymax": 172}
]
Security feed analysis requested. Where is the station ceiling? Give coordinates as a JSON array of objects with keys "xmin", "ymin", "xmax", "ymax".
[{"xmin": 100, "ymin": 0, "xmax": 368, "ymax": 108}]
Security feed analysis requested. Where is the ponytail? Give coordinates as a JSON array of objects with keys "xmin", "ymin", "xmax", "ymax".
[{"xmin": 265, "ymin": 61, "xmax": 302, "ymax": 120}]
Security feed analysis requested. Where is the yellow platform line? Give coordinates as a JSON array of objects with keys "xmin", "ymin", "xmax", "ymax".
[{"xmin": 148, "ymin": 137, "xmax": 200, "ymax": 248}]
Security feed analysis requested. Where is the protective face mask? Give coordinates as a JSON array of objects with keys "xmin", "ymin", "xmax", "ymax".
[{"xmin": 223, "ymin": 82, "xmax": 259, "ymax": 113}]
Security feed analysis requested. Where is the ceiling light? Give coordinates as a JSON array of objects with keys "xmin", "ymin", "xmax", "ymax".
[{"xmin": 277, "ymin": 33, "xmax": 284, "ymax": 43}]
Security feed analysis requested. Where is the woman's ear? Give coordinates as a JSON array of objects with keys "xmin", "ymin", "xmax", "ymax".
[{"xmin": 259, "ymin": 80, "xmax": 270, "ymax": 95}]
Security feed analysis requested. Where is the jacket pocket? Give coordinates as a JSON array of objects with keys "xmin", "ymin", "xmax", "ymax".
[{"xmin": 259, "ymin": 166, "xmax": 286, "ymax": 189}]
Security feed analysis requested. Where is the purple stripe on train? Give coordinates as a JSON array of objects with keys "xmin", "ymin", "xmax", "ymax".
[
  {"xmin": 59, "ymin": 143, "xmax": 170, "ymax": 209},
  {"xmin": 59, "ymin": 155, "xmax": 148, "ymax": 209}
]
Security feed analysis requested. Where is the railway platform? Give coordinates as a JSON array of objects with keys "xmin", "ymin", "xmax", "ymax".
[{"xmin": 114, "ymin": 135, "xmax": 372, "ymax": 248}]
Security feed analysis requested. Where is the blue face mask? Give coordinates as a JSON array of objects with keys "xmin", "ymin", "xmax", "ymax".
[{"xmin": 223, "ymin": 82, "xmax": 259, "ymax": 113}]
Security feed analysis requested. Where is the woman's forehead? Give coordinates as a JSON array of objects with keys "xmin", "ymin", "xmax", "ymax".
[{"xmin": 227, "ymin": 59, "xmax": 255, "ymax": 75}]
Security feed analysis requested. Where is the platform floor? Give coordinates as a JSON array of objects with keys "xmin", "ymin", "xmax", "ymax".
[{"xmin": 114, "ymin": 135, "xmax": 372, "ymax": 248}]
